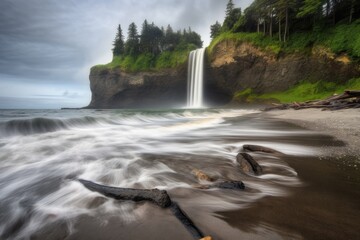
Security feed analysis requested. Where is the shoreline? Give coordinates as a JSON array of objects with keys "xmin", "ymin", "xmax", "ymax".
[{"xmin": 262, "ymin": 108, "xmax": 360, "ymax": 162}]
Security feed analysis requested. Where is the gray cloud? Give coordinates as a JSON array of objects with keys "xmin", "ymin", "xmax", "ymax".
[{"xmin": 0, "ymin": 0, "xmax": 251, "ymax": 108}]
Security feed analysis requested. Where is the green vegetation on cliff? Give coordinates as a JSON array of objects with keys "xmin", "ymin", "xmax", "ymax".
[
  {"xmin": 210, "ymin": 1, "xmax": 360, "ymax": 104},
  {"xmin": 94, "ymin": 20, "xmax": 202, "ymax": 72},
  {"xmin": 209, "ymin": 20, "xmax": 360, "ymax": 58},
  {"xmin": 234, "ymin": 77, "xmax": 360, "ymax": 103},
  {"xmin": 95, "ymin": 43, "xmax": 197, "ymax": 72},
  {"xmin": 209, "ymin": 0, "xmax": 360, "ymax": 58}
]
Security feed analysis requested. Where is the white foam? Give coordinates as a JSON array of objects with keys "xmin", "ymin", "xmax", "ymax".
[{"xmin": 0, "ymin": 109, "xmax": 313, "ymax": 238}]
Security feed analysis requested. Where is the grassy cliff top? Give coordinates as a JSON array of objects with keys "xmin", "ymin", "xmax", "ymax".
[
  {"xmin": 208, "ymin": 20, "xmax": 360, "ymax": 60},
  {"xmin": 234, "ymin": 78, "xmax": 360, "ymax": 104},
  {"xmin": 92, "ymin": 44, "xmax": 197, "ymax": 73}
]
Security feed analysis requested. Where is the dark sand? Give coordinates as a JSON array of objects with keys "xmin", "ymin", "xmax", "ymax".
[
  {"xmin": 265, "ymin": 108, "xmax": 360, "ymax": 161},
  {"xmin": 221, "ymin": 154, "xmax": 360, "ymax": 239}
]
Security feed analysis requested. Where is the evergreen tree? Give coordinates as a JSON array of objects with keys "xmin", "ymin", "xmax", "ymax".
[
  {"xmin": 210, "ymin": 21, "xmax": 222, "ymax": 39},
  {"xmin": 148, "ymin": 23, "xmax": 163, "ymax": 55},
  {"xmin": 125, "ymin": 22, "xmax": 140, "ymax": 56},
  {"xmin": 186, "ymin": 31, "xmax": 203, "ymax": 48},
  {"xmin": 140, "ymin": 19, "xmax": 150, "ymax": 53},
  {"xmin": 163, "ymin": 24, "xmax": 177, "ymax": 50},
  {"xmin": 226, "ymin": 0, "xmax": 235, "ymax": 17},
  {"xmin": 223, "ymin": 0, "xmax": 242, "ymax": 31},
  {"xmin": 112, "ymin": 24, "xmax": 124, "ymax": 56}
]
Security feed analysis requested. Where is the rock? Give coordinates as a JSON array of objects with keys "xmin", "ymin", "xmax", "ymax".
[
  {"xmin": 192, "ymin": 169, "xmax": 213, "ymax": 182},
  {"xmin": 236, "ymin": 152, "xmax": 263, "ymax": 175},
  {"xmin": 86, "ymin": 67, "xmax": 187, "ymax": 109},
  {"xmin": 78, "ymin": 179, "xmax": 172, "ymax": 208},
  {"xmin": 211, "ymin": 180, "xmax": 245, "ymax": 190},
  {"xmin": 243, "ymin": 144, "xmax": 282, "ymax": 154}
]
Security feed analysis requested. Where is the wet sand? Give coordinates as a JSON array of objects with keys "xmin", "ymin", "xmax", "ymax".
[
  {"xmin": 264, "ymin": 108, "xmax": 360, "ymax": 161},
  {"xmin": 222, "ymin": 108, "xmax": 360, "ymax": 239},
  {"xmin": 221, "ymin": 154, "xmax": 360, "ymax": 240}
]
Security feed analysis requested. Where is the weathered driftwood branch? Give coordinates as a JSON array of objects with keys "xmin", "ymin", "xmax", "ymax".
[
  {"xmin": 78, "ymin": 179, "xmax": 222, "ymax": 239},
  {"xmin": 236, "ymin": 152, "xmax": 263, "ymax": 175},
  {"xmin": 264, "ymin": 90, "xmax": 360, "ymax": 111},
  {"xmin": 78, "ymin": 179, "xmax": 172, "ymax": 208},
  {"xmin": 170, "ymin": 202, "xmax": 205, "ymax": 239}
]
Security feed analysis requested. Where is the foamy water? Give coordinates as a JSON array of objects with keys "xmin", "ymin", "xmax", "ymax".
[{"xmin": 0, "ymin": 109, "xmax": 318, "ymax": 239}]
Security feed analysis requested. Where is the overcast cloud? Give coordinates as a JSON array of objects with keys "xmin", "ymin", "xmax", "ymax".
[{"xmin": 0, "ymin": 0, "xmax": 251, "ymax": 109}]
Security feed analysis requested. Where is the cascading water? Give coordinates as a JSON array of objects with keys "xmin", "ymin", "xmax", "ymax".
[{"xmin": 187, "ymin": 48, "xmax": 206, "ymax": 108}]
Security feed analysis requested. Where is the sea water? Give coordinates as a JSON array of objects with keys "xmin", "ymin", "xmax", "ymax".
[{"xmin": 0, "ymin": 108, "xmax": 333, "ymax": 239}]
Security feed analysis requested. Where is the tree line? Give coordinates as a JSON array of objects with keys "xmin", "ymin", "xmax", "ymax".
[
  {"xmin": 113, "ymin": 20, "xmax": 203, "ymax": 57},
  {"xmin": 211, "ymin": 0, "xmax": 360, "ymax": 42}
]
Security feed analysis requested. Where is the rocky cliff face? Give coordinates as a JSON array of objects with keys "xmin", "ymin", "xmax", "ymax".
[
  {"xmin": 207, "ymin": 40, "xmax": 360, "ymax": 98},
  {"xmin": 87, "ymin": 61, "xmax": 231, "ymax": 109},
  {"xmin": 87, "ymin": 66, "xmax": 187, "ymax": 109},
  {"xmin": 87, "ymin": 41, "xmax": 360, "ymax": 109}
]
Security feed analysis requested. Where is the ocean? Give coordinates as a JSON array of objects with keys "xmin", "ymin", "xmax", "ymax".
[{"xmin": 0, "ymin": 109, "xmax": 358, "ymax": 239}]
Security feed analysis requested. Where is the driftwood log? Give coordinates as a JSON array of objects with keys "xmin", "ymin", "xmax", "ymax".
[
  {"xmin": 265, "ymin": 90, "xmax": 360, "ymax": 111},
  {"xmin": 170, "ymin": 202, "xmax": 205, "ymax": 239},
  {"xmin": 78, "ymin": 179, "xmax": 172, "ymax": 208},
  {"xmin": 78, "ymin": 179, "xmax": 230, "ymax": 239},
  {"xmin": 236, "ymin": 152, "xmax": 263, "ymax": 175}
]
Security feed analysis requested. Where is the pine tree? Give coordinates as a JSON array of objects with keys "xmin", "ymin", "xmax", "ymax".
[
  {"xmin": 140, "ymin": 19, "xmax": 150, "ymax": 53},
  {"xmin": 223, "ymin": 0, "xmax": 242, "ymax": 31},
  {"xmin": 125, "ymin": 22, "xmax": 140, "ymax": 56},
  {"xmin": 210, "ymin": 21, "xmax": 222, "ymax": 39},
  {"xmin": 112, "ymin": 24, "xmax": 124, "ymax": 56},
  {"xmin": 226, "ymin": 0, "xmax": 235, "ymax": 17}
]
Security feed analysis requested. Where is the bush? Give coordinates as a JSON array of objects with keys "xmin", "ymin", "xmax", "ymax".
[
  {"xmin": 208, "ymin": 32, "xmax": 282, "ymax": 56},
  {"xmin": 236, "ymin": 78, "xmax": 360, "ymax": 103}
]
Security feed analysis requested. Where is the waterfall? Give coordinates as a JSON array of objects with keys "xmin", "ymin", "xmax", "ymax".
[{"xmin": 187, "ymin": 48, "xmax": 205, "ymax": 108}]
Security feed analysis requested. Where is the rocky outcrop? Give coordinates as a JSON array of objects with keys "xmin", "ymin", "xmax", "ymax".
[
  {"xmin": 87, "ymin": 66, "xmax": 187, "ymax": 109},
  {"xmin": 87, "ymin": 61, "xmax": 232, "ymax": 108},
  {"xmin": 207, "ymin": 40, "xmax": 360, "ymax": 98}
]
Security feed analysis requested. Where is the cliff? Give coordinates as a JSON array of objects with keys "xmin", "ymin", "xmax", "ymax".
[
  {"xmin": 207, "ymin": 40, "xmax": 360, "ymax": 100},
  {"xmin": 87, "ymin": 66, "xmax": 187, "ymax": 109},
  {"xmin": 87, "ymin": 40, "xmax": 360, "ymax": 109}
]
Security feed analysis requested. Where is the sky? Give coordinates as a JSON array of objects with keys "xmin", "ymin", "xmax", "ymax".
[{"xmin": 0, "ymin": 0, "xmax": 252, "ymax": 109}]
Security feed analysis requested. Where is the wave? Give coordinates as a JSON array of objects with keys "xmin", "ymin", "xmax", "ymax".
[
  {"xmin": 0, "ymin": 109, "xmax": 258, "ymax": 137},
  {"xmin": 0, "ymin": 116, "xmax": 100, "ymax": 136}
]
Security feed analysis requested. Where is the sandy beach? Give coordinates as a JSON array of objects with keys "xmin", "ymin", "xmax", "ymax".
[{"xmin": 264, "ymin": 108, "xmax": 360, "ymax": 162}]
